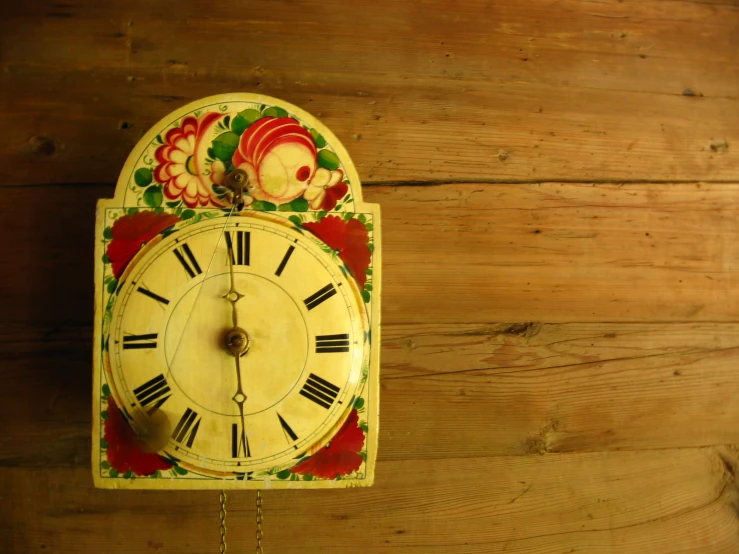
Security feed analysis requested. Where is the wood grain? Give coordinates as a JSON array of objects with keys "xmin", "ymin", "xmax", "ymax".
[
  {"xmin": 2, "ymin": 448, "xmax": 738, "ymax": 553},
  {"xmin": 1, "ymin": 0, "xmax": 738, "ymax": 185},
  {"xmin": 2, "ymin": 183, "xmax": 738, "ymax": 326},
  {"xmin": 4, "ymin": 320, "xmax": 739, "ymax": 466},
  {"xmin": 3, "ymin": 1, "xmax": 739, "ymax": 551}
]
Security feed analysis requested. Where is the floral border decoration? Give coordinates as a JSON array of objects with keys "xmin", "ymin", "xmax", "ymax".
[
  {"xmin": 126, "ymin": 104, "xmax": 354, "ymax": 213},
  {"xmin": 98, "ymin": 208, "xmax": 373, "ymax": 481}
]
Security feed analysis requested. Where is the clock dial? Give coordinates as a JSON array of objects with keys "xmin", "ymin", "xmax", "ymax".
[{"xmin": 107, "ymin": 214, "xmax": 367, "ymax": 474}]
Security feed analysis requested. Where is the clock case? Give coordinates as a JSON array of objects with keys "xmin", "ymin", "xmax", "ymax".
[{"xmin": 92, "ymin": 94, "xmax": 380, "ymax": 490}]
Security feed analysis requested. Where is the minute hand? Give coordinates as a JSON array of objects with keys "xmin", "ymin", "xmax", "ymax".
[{"xmin": 222, "ymin": 239, "xmax": 251, "ymax": 459}]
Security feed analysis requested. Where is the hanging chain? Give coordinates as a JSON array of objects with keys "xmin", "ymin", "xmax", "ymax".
[
  {"xmin": 255, "ymin": 490, "xmax": 264, "ymax": 554},
  {"xmin": 219, "ymin": 491, "xmax": 228, "ymax": 553},
  {"xmin": 218, "ymin": 489, "xmax": 264, "ymax": 553}
]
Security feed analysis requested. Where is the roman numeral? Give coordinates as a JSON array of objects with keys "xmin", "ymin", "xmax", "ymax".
[
  {"xmin": 275, "ymin": 245, "xmax": 295, "ymax": 277},
  {"xmin": 172, "ymin": 408, "xmax": 201, "ymax": 448},
  {"xmin": 133, "ymin": 374, "xmax": 171, "ymax": 412},
  {"xmin": 304, "ymin": 283, "xmax": 337, "ymax": 311},
  {"xmin": 315, "ymin": 334, "xmax": 351, "ymax": 353},
  {"xmin": 225, "ymin": 231, "xmax": 250, "ymax": 266},
  {"xmin": 299, "ymin": 373, "xmax": 340, "ymax": 409},
  {"xmin": 277, "ymin": 413, "xmax": 298, "ymax": 446},
  {"xmin": 136, "ymin": 286, "xmax": 170, "ymax": 306},
  {"xmin": 122, "ymin": 333, "xmax": 158, "ymax": 349},
  {"xmin": 231, "ymin": 424, "xmax": 251, "ymax": 458},
  {"xmin": 173, "ymin": 243, "xmax": 202, "ymax": 278}
]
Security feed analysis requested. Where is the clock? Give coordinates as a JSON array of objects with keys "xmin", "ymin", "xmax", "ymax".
[{"xmin": 92, "ymin": 94, "xmax": 380, "ymax": 490}]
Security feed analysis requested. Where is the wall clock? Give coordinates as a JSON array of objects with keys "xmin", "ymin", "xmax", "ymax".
[{"xmin": 92, "ymin": 94, "xmax": 380, "ymax": 505}]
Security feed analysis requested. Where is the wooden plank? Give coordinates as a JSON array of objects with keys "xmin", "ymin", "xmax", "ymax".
[
  {"xmin": 4, "ymin": 321, "xmax": 739, "ymax": 466},
  {"xmin": 3, "ymin": 182, "xmax": 738, "ymax": 326},
  {"xmin": 1, "ymin": 0, "xmax": 738, "ymax": 185},
  {"xmin": 2, "ymin": 448, "xmax": 738, "ymax": 552}
]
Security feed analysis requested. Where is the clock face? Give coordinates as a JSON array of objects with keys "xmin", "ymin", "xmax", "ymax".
[{"xmin": 106, "ymin": 213, "xmax": 367, "ymax": 474}]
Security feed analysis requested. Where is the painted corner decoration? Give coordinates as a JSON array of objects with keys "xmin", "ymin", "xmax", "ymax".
[{"xmin": 92, "ymin": 94, "xmax": 381, "ymax": 490}]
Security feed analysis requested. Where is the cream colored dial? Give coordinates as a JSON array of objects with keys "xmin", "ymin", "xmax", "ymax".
[{"xmin": 107, "ymin": 213, "xmax": 367, "ymax": 474}]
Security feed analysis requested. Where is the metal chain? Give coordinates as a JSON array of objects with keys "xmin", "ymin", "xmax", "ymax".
[
  {"xmin": 218, "ymin": 490, "xmax": 264, "ymax": 553},
  {"xmin": 256, "ymin": 490, "xmax": 264, "ymax": 554},
  {"xmin": 219, "ymin": 491, "xmax": 228, "ymax": 553}
]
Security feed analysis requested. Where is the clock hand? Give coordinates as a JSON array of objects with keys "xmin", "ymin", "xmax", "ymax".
[
  {"xmin": 232, "ymin": 355, "xmax": 250, "ymax": 458},
  {"xmin": 222, "ymin": 239, "xmax": 251, "ymax": 457}
]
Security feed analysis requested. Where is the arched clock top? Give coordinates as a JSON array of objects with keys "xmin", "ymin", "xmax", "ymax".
[{"xmin": 113, "ymin": 93, "xmax": 364, "ymax": 212}]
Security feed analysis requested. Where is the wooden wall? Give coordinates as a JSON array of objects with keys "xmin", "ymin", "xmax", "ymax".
[{"xmin": 2, "ymin": 1, "xmax": 739, "ymax": 552}]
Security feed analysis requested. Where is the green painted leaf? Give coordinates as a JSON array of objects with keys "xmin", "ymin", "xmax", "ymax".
[
  {"xmin": 309, "ymin": 129, "xmax": 327, "ymax": 148},
  {"xmin": 101, "ymin": 460, "xmax": 110, "ymax": 469},
  {"xmin": 288, "ymin": 215, "xmax": 302, "ymax": 227},
  {"xmin": 181, "ymin": 209, "xmax": 196, "ymax": 220},
  {"xmin": 360, "ymin": 451, "xmax": 367, "ymax": 462},
  {"xmin": 251, "ymin": 200, "xmax": 277, "ymax": 211},
  {"xmin": 262, "ymin": 106, "xmax": 288, "ymax": 118},
  {"xmin": 343, "ymin": 212, "xmax": 355, "ymax": 221},
  {"xmin": 232, "ymin": 109, "xmax": 263, "ymax": 135},
  {"xmin": 223, "ymin": 115, "xmax": 231, "ymax": 128},
  {"xmin": 354, "ymin": 397, "xmax": 365, "ymax": 410},
  {"xmin": 289, "ymin": 197, "xmax": 309, "ymax": 212},
  {"xmin": 101, "ymin": 410, "xmax": 109, "ymax": 420},
  {"xmin": 302, "ymin": 474, "xmax": 314, "ymax": 481},
  {"xmin": 151, "ymin": 470, "xmax": 161, "ymax": 479},
  {"xmin": 165, "ymin": 200, "xmax": 181, "ymax": 208},
  {"xmin": 359, "ymin": 421, "xmax": 369, "ymax": 433},
  {"xmin": 102, "ymin": 253, "xmax": 110, "ymax": 264},
  {"xmin": 103, "ymin": 226, "xmax": 113, "ymax": 240},
  {"xmin": 358, "ymin": 214, "xmax": 366, "ymax": 224},
  {"xmin": 365, "ymin": 268, "xmax": 372, "ymax": 275},
  {"xmin": 102, "ymin": 384, "xmax": 111, "ymax": 398},
  {"xmin": 361, "ymin": 289, "xmax": 371, "ymax": 303},
  {"xmin": 134, "ymin": 167, "xmax": 153, "ymax": 188},
  {"xmin": 365, "ymin": 223, "xmax": 374, "ymax": 231},
  {"xmin": 123, "ymin": 470, "xmax": 133, "ymax": 479},
  {"xmin": 212, "ymin": 131, "xmax": 240, "ymax": 161},
  {"xmin": 317, "ymin": 149, "xmax": 340, "ymax": 171},
  {"xmin": 172, "ymin": 465, "xmax": 188, "ymax": 475},
  {"xmin": 365, "ymin": 283, "xmax": 372, "ymax": 292},
  {"xmin": 127, "ymin": 207, "xmax": 139, "ymax": 215},
  {"xmin": 368, "ymin": 243, "xmax": 375, "ymax": 253},
  {"xmin": 276, "ymin": 469, "xmax": 291, "ymax": 480},
  {"xmin": 156, "ymin": 134, "xmax": 164, "ymax": 145},
  {"xmin": 109, "ymin": 469, "xmax": 119, "ymax": 478},
  {"xmin": 143, "ymin": 185, "xmax": 163, "ymax": 208},
  {"xmin": 107, "ymin": 279, "xmax": 118, "ymax": 294},
  {"xmin": 316, "ymin": 211, "xmax": 327, "ymax": 221}
]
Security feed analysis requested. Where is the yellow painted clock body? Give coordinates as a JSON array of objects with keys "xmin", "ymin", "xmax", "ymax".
[{"xmin": 92, "ymin": 94, "xmax": 380, "ymax": 489}]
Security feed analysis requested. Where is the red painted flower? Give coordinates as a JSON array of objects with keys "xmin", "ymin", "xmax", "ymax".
[
  {"xmin": 106, "ymin": 211, "xmax": 181, "ymax": 279},
  {"xmin": 303, "ymin": 168, "xmax": 348, "ymax": 210},
  {"xmin": 303, "ymin": 215, "xmax": 371, "ymax": 288},
  {"xmin": 233, "ymin": 116, "xmax": 319, "ymax": 204},
  {"xmin": 104, "ymin": 396, "xmax": 173, "ymax": 476},
  {"xmin": 154, "ymin": 112, "xmax": 226, "ymax": 207},
  {"xmin": 291, "ymin": 409, "xmax": 365, "ymax": 479}
]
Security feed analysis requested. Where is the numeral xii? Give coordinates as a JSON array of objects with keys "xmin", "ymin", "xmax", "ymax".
[{"xmin": 225, "ymin": 231, "xmax": 250, "ymax": 266}]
